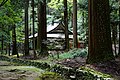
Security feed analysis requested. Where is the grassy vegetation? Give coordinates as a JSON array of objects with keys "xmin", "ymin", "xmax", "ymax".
[{"xmin": 49, "ymin": 48, "xmax": 88, "ymax": 60}]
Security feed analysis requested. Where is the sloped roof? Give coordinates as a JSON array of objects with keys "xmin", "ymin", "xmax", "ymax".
[
  {"xmin": 47, "ymin": 22, "xmax": 73, "ymax": 34},
  {"xmin": 47, "ymin": 23, "xmax": 58, "ymax": 32},
  {"xmin": 28, "ymin": 22, "xmax": 73, "ymax": 39}
]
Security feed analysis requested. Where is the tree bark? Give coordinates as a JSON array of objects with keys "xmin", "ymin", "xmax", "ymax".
[
  {"xmin": 111, "ymin": 25, "xmax": 117, "ymax": 56},
  {"xmin": 73, "ymin": 0, "xmax": 78, "ymax": 48},
  {"xmin": 12, "ymin": 25, "xmax": 19, "ymax": 58},
  {"xmin": 64, "ymin": 0, "xmax": 69, "ymax": 51},
  {"xmin": 8, "ymin": 27, "xmax": 11, "ymax": 56},
  {"xmin": 37, "ymin": 0, "xmax": 48, "ymax": 56},
  {"xmin": 8, "ymin": 43, "xmax": 10, "ymax": 56},
  {"xmin": 24, "ymin": 0, "xmax": 29, "ymax": 56},
  {"xmin": 87, "ymin": 0, "xmax": 114, "ymax": 63},
  {"xmin": 32, "ymin": 0, "xmax": 36, "ymax": 58},
  {"xmin": 1, "ymin": 34, "xmax": 3, "ymax": 54},
  {"xmin": 37, "ymin": 1, "xmax": 42, "ymax": 53},
  {"xmin": 118, "ymin": 0, "xmax": 120, "ymax": 56}
]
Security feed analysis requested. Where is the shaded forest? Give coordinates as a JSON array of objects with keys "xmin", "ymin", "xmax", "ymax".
[{"xmin": 0, "ymin": 0, "xmax": 120, "ymax": 80}]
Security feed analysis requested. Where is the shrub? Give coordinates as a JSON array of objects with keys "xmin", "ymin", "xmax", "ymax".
[{"xmin": 53, "ymin": 48, "xmax": 88, "ymax": 59}]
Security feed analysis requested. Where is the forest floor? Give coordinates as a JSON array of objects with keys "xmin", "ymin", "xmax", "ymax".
[
  {"xmin": 0, "ymin": 60, "xmax": 66, "ymax": 80},
  {"xmin": 2, "ymin": 50, "xmax": 120, "ymax": 80},
  {"xmin": 20, "ymin": 54, "xmax": 120, "ymax": 79},
  {"xmin": 56, "ymin": 56, "xmax": 120, "ymax": 79},
  {"xmin": 0, "ymin": 61, "xmax": 42, "ymax": 80}
]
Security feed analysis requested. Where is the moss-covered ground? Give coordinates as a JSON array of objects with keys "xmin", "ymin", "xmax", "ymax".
[
  {"xmin": 0, "ymin": 61, "xmax": 65, "ymax": 80},
  {"xmin": 0, "ymin": 48, "xmax": 120, "ymax": 80}
]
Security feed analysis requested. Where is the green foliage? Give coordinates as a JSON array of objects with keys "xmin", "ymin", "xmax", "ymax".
[
  {"xmin": 53, "ymin": 48, "xmax": 88, "ymax": 59},
  {"xmin": 16, "ymin": 25, "xmax": 24, "ymax": 43},
  {"xmin": 110, "ymin": 0, "xmax": 119, "ymax": 21},
  {"xmin": 0, "ymin": 0, "xmax": 24, "ymax": 48},
  {"xmin": 47, "ymin": 0, "xmax": 73, "ymax": 23}
]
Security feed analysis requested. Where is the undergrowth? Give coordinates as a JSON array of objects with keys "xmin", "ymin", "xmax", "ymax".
[{"xmin": 49, "ymin": 48, "xmax": 88, "ymax": 60}]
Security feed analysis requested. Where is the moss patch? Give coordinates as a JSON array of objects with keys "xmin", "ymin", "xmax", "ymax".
[
  {"xmin": 38, "ymin": 72, "xmax": 65, "ymax": 80},
  {"xmin": 80, "ymin": 66, "xmax": 112, "ymax": 78}
]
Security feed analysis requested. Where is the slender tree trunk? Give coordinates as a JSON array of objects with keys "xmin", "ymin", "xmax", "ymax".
[
  {"xmin": 1, "ymin": 26, "xmax": 4, "ymax": 54},
  {"xmin": 64, "ymin": 0, "xmax": 69, "ymax": 51},
  {"xmin": 7, "ymin": 26, "xmax": 10, "ymax": 56},
  {"xmin": 8, "ymin": 43, "xmax": 10, "ymax": 56},
  {"xmin": 42, "ymin": 0, "xmax": 47, "ymax": 56},
  {"xmin": 82, "ymin": 11, "xmax": 84, "ymax": 28},
  {"xmin": 24, "ymin": 0, "xmax": 29, "ymax": 56},
  {"xmin": 12, "ymin": 25, "xmax": 19, "ymax": 58},
  {"xmin": 87, "ymin": 0, "xmax": 114, "ymax": 63},
  {"xmin": 112, "ymin": 25, "xmax": 117, "ymax": 56},
  {"xmin": 37, "ymin": 2, "xmax": 42, "ymax": 53},
  {"xmin": 6, "ymin": 46, "xmax": 7, "ymax": 54},
  {"xmin": 32, "ymin": 0, "xmax": 36, "ymax": 58},
  {"xmin": 37, "ymin": 0, "xmax": 48, "ymax": 56},
  {"xmin": 119, "ymin": 1, "xmax": 120, "ymax": 56},
  {"xmin": 8, "ymin": 27, "xmax": 11, "ymax": 56},
  {"xmin": 1, "ymin": 35, "xmax": 3, "ymax": 54},
  {"xmin": 73, "ymin": 0, "xmax": 78, "ymax": 48}
]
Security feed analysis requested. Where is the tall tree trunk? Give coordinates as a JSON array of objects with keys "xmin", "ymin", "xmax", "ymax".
[
  {"xmin": 8, "ymin": 43, "xmax": 10, "ymax": 56},
  {"xmin": 1, "ymin": 26, "xmax": 4, "ymax": 54},
  {"xmin": 41, "ymin": 0, "xmax": 47, "ymax": 56},
  {"xmin": 73, "ymin": 0, "xmax": 78, "ymax": 48},
  {"xmin": 1, "ymin": 35, "xmax": 3, "ymax": 54},
  {"xmin": 82, "ymin": 11, "xmax": 85, "ymax": 28},
  {"xmin": 7, "ymin": 26, "xmax": 10, "ymax": 56},
  {"xmin": 12, "ymin": 25, "xmax": 19, "ymax": 58},
  {"xmin": 111, "ymin": 25, "xmax": 117, "ymax": 56},
  {"xmin": 8, "ymin": 27, "xmax": 11, "ymax": 56},
  {"xmin": 37, "ymin": 0, "xmax": 48, "ymax": 56},
  {"xmin": 24, "ymin": 0, "xmax": 29, "ymax": 56},
  {"xmin": 37, "ymin": 2, "xmax": 42, "ymax": 53},
  {"xmin": 32, "ymin": 0, "xmax": 36, "ymax": 58},
  {"xmin": 119, "ymin": 1, "xmax": 120, "ymax": 56},
  {"xmin": 64, "ymin": 0, "xmax": 69, "ymax": 51},
  {"xmin": 87, "ymin": 0, "xmax": 114, "ymax": 63}
]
